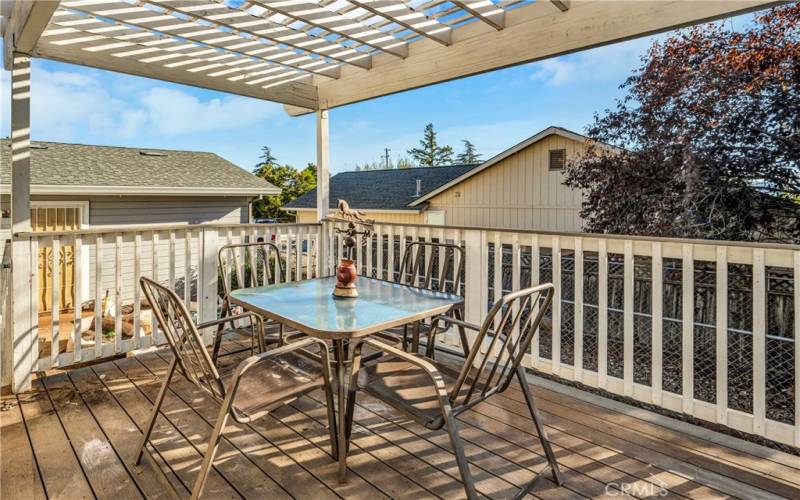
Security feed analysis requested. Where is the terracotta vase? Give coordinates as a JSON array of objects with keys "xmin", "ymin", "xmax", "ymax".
[{"xmin": 333, "ymin": 259, "xmax": 358, "ymax": 298}]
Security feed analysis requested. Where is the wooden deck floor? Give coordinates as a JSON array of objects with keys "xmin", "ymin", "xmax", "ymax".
[{"xmin": 3, "ymin": 337, "xmax": 800, "ymax": 500}]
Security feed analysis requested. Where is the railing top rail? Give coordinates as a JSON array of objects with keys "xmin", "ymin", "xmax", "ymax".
[
  {"xmin": 14, "ymin": 222, "xmax": 322, "ymax": 238},
  {"xmin": 352, "ymin": 221, "xmax": 800, "ymax": 252}
]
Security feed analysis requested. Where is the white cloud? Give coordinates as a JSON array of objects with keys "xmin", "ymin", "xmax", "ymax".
[
  {"xmin": 530, "ymin": 36, "xmax": 656, "ymax": 87},
  {"xmin": 137, "ymin": 87, "xmax": 280, "ymax": 135},
  {"xmin": 0, "ymin": 64, "xmax": 281, "ymax": 141}
]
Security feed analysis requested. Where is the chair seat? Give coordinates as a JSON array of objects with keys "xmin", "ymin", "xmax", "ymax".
[
  {"xmin": 358, "ymin": 353, "xmax": 481, "ymax": 429},
  {"xmin": 217, "ymin": 350, "xmax": 325, "ymax": 419}
]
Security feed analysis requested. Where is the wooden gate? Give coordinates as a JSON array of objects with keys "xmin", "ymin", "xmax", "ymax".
[{"xmin": 33, "ymin": 207, "xmax": 80, "ymax": 312}]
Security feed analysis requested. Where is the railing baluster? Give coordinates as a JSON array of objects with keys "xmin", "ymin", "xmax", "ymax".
[
  {"xmin": 152, "ymin": 230, "xmax": 161, "ymax": 343},
  {"xmin": 574, "ymin": 237, "xmax": 584, "ymax": 382},
  {"xmin": 651, "ymin": 242, "xmax": 663, "ymax": 406},
  {"xmin": 366, "ymin": 226, "xmax": 373, "ymax": 278},
  {"xmin": 752, "ymin": 247, "xmax": 766, "ymax": 435},
  {"xmin": 715, "ymin": 246, "xmax": 729, "ymax": 425},
  {"xmin": 115, "ymin": 233, "xmax": 123, "ymax": 354},
  {"xmin": 296, "ymin": 226, "xmax": 303, "ymax": 280},
  {"xmin": 184, "ymin": 229, "xmax": 192, "ymax": 308},
  {"xmin": 73, "ymin": 235, "xmax": 83, "ymax": 362},
  {"xmin": 134, "ymin": 232, "xmax": 142, "ymax": 347},
  {"xmin": 623, "ymin": 239, "xmax": 634, "ymax": 396},
  {"xmin": 492, "ymin": 232, "xmax": 502, "ymax": 349},
  {"xmin": 530, "ymin": 234, "xmax": 540, "ymax": 369},
  {"xmin": 511, "ymin": 233, "xmax": 522, "ymax": 364},
  {"xmin": 552, "ymin": 235, "xmax": 562, "ymax": 375},
  {"xmin": 51, "ymin": 236, "xmax": 60, "ymax": 368},
  {"xmin": 95, "ymin": 234, "xmax": 103, "ymax": 359},
  {"xmin": 682, "ymin": 243, "xmax": 695, "ymax": 414},
  {"xmin": 169, "ymin": 230, "xmax": 176, "ymax": 292},
  {"xmin": 794, "ymin": 250, "xmax": 800, "ymax": 448},
  {"xmin": 598, "ymin": 238, "xmax": 609, "ymax": 389}
]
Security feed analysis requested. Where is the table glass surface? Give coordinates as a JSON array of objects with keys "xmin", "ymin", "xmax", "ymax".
[{"xmin": 229, "ymin": 276, "xmax": 462, "ymax": 338}]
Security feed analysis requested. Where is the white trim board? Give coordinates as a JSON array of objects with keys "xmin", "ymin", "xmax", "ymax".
[
  {"xmin": 0, "ymin": 185, "xmax": 280, "ymax": 197},
  {"xmin": 288, "ymin": 207, "xmax": 426, "ymax": 214}
]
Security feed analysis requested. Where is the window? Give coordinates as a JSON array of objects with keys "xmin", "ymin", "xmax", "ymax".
[{"xmin": 549, "ymin": 149, "xmax": 566, "ymax": 170}]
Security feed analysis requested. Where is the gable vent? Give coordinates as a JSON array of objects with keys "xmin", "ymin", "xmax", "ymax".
[
  {"xmin": 139, "ymin": 150, "xmax": 168, "ymax": 157},
  {"xmin": 549, "ymin": 149, "xmax": 566, "ymax": 170}
]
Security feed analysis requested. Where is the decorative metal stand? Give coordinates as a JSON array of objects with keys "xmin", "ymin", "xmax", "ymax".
[{"xmin": 328, "ymin": 200, "xmax": 374, "ymax": 299}]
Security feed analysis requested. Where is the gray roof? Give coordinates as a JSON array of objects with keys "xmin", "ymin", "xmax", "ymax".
[
  {"xmin": 285, "ymin": 164, "xmax": 478, "ymax": 211},
  {"xmin": 0, "ymin": 139, "xmax": 278, "ymax": 195}
]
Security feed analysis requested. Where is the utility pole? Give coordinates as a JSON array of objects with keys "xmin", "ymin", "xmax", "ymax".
[{"xmin": 383, "ymin": 147, "xmax": 391, "ymax": 169}]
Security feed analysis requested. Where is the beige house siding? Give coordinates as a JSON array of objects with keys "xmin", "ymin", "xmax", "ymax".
[
  {"xmin": 426, "ymin": 134, "xmax": 585, "ymax": 231},
  {"xmin": 294, "ymin": 210, "xmax": 424, "ymax": 225}
]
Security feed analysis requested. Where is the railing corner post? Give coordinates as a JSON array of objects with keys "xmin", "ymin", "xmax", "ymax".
[
  {"xmin": 10, "ymin": 236, "xmax": 37, "ymax": 393},
  {"xmin": 199, "ymin": 227, "xmax": 219, "ymax": 342}
]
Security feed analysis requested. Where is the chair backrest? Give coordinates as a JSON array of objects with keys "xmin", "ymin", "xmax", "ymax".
[
  {"xmin": 140, "ymin": 277, "xmax": 225, "ymax": 400},
  {"xmin": 397, "ymin": 241, "xmax": 464, "ymax": 295},
  {"xmin": 449, "ymin": 283, "xmax": 555, "ymax": 410},
  {"xmin": 218, "ymin": 241, "xmax": 285, "ymax": 300}
]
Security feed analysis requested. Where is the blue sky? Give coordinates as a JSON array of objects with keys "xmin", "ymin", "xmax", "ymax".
[{"xmin": 0, "ymin": 14, "xmax": 749, "ymax": 175}]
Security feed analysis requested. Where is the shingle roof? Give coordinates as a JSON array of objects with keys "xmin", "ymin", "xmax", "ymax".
[
  {"xmin": 285, "ymin": 164, "xmax": 478, "ymax": 211},
  {"xmin": 0, "ymin": 139, "xmax": 278, "ymax": 195}
]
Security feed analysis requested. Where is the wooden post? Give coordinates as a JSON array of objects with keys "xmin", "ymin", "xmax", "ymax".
[
  {"xmin": 463, "ymin": 229, "xmax": 485, "ymax": 362},
  {"xmin": 316, "ymin": 109, "xmax": 330, "ymax": 222},
  {"xmin": 9, "ymin": 53, "xmax": 35, "ymax": 392},
  {"xmin": 316, "ymin": 109, "xmax": 330, "ymax": 275},
  {"xmin": 199, "ymin": 227, "xmax": 219, "ymax": 344}
]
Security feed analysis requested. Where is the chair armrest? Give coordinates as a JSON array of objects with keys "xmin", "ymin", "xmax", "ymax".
[
  {"xmin": 197, "ymin": 312, "xmax": 262, "ymax": 331},
  {"xmin": 363, "ymin": 339, "xmax": 449, "ymax": 396},
  {"xmin": 432, "ymin": 316, "xmax": 481, "ymax": 332}
]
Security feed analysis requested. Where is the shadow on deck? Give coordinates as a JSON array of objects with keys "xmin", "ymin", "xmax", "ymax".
[{"xmin": 2, "ymin": 336, "xmax": 799, "ymax": 500}]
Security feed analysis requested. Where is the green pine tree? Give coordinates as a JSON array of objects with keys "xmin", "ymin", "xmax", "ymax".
[
  {"xmin": 407, "ymin": 123, "xmax": 454, "ymax": 166},
  {"xmin": 456, "ymin": 140, "xmax": 482, "ymax": 164}
]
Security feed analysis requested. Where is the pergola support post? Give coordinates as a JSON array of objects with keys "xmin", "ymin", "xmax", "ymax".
[
  {"xmin": 316, "ymin": 109, "xmax": 330, "ymax": 274},
  {"xmin": 8, "ymin": 53, "xmax": 35, "ymax": 392}
]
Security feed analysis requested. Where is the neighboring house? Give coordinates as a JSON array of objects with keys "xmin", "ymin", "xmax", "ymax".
[
  {"xmin": 285, "ymin": 126, "xmax": 595, "ymax": 232},
  {"xmin": 285, "ymin": 164, "xmax": 478, "ymax": 224},
  {"xmin": 0, "ymin": 139, "xmax": 278, "ymax": 312}
]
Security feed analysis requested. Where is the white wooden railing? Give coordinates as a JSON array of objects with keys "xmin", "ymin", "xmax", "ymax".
[
  {"xmin": 324, "ymin": 220, "xmax": 800, "ymax": 448},
  {"xmin": 4, "ymin": 221, "xmax": 799, "ymax": 448},
  {"xmin": 5, "ymin": 223, "xmax": 322, "ymax": 390}
]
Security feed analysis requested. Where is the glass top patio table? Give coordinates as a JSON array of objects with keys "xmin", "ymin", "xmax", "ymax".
[{"xmin": 229, "ymin": 276, "xmax": 463, "ymax": 340}]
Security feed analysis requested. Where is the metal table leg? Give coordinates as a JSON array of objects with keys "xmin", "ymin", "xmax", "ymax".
[{"xmin": 334, "ymin": 339, "xmax": 348, "ymax": 482}]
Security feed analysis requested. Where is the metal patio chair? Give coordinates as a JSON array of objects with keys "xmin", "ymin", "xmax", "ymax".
[
  {"xmin": 136, "ymin": 277, "xmax": 337, "ymax": 500},
  {"xmin": 382, "ymin": 240, "xmax": 469, "ymax": 358},
  {"xmin": 352, "ymin": 283, "xmax": 563, "ymax": 500},
  {"xmin": 214, "ymin": 241, "xmax": 289, "ymax": 363}
]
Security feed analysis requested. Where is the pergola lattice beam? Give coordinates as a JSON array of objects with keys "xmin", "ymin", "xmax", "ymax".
[
  {"xmin": 247, "ymin": 0, "xmax": 409, "ymax": 58},
  {"xmin": 34, "ymin": 31, "xmax": 318, "ymax": 108},
  {"xmin": 59, "ymin": 1, "xmax": 343, "ymax": 79},
  {"xmin": 292, "ymin": 0, "xmax": 781, "ymax": 113},
  {"xmin": 449, "ymin": 0, "xmax": 504, "ymax": 30},
  {"xmin": 150, "ymin": 0, "xmax": 373, "ymax": 69},
  {"xmin": 345, "ymin": 0, "xmax": 451, "ymax": 45}
]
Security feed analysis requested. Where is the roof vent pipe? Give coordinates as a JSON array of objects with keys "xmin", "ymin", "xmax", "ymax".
[{"xmin": 415, "ymin": 179, "xmax": 422, "ymax": 197}]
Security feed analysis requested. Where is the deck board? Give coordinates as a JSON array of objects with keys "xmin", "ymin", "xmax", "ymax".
[{"xmin": 4, "ymin": 337, "xmax": 799, "ymax": 500}]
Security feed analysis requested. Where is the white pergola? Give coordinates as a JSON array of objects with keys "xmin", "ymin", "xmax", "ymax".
[
  {"xmin": 2, "ymin": 0, "xmax": 780, "ymax": 225},
  {"xmin": 0, "ymin": 0, "xmax": 780, "ymax": 390}
]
